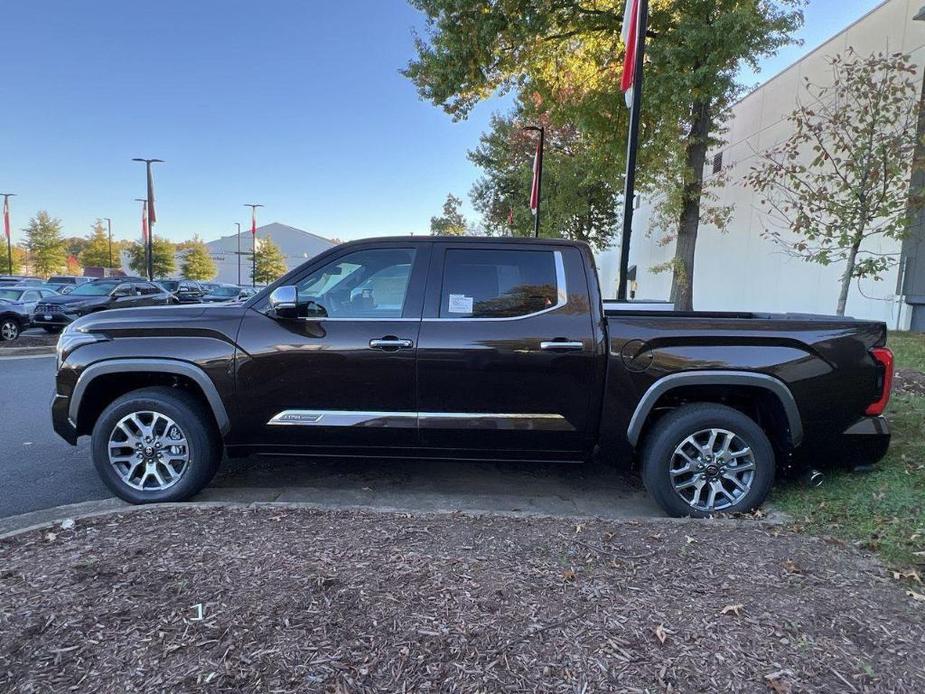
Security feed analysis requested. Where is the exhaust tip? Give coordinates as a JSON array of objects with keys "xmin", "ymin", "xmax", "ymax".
[{"xmin": 804, "ymin": 469, "xmax": 824, "ymax": 488}]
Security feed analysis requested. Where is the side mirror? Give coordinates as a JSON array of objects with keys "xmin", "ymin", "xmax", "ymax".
[{"xmin": 268, "ymin": 285, "xmax": 299, "ymax": 319}]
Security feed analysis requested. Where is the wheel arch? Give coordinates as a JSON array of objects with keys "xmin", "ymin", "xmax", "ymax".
[
  {"xmin": 627, "ymin": 370, "xmax": 802, "ymax": 450},
  {"xmin": 70, "ymin": 359, "xmax": 230, "ymax": 438}
]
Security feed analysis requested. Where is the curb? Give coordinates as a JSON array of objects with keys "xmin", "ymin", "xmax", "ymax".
[
  {"xmin": 0, "ymin": 346, "xmax": 55, "ymax": 358},
  {"xmin": 0, "ymin": 496, "xmax": 792, "ymax": 542}
]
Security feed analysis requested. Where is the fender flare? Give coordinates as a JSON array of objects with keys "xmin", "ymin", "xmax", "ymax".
[
  {"xmin": 626, "ymin": 370, "xmax": 802, "ymax": 448},
  {"xmin": 69, "ymin": 358, "xmax": 230, "ymax": 435}
]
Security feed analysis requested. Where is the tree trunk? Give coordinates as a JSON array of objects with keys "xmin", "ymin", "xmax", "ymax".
[
  {"xmin": 836, "ymin": 240, "xmax": 862, "ymax": 316},
  {"xmin": 670, "ymin": 101, "xmax": 712, "ymax": 311}
]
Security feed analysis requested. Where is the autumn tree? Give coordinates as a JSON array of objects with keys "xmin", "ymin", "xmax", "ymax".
[
  {"xmin": 430, "ymin": 194, "xmax": 469, "ymax": 235},
  {"xmin": 81, "ymin": 219, "xmax": 118, "ymax": 268},
  {"xmin": 180, "ymin": 235, "xmax": 217, "ymax": 280},
  {"xmin": 404, "ymin": 0, "xmax": 803, "ymax": 308},
  {"xmin": 469, "ymin": 109, "xmax": 619, "ymax": 250},
  {"xmin": 745, "ymin": 50, "xmax": 921, "ymax": 316},
  {"xmin": 127, "ymin": 236, "xmax": 176, "ymax": 278},
  {"xmin": 252, "ymin": 237, "xmax": 287, "ymax": 285},
  {"xmin": 24, "ymin": 211, "xmax": 67, "ymax": 276}
]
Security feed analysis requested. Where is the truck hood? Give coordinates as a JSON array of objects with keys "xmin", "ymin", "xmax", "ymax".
[{"xmin": 71, "ymin": 304, "xmax": 244, "ymax": 333}]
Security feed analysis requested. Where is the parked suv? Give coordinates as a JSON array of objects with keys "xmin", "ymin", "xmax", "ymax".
[
  {"xmin": 0, "ymin": 275, "xmax": 42, "ymax": 287},
  {"xmin": 51, "ymin": 237, "xmax": 893, "ymax": 516},
  {"xmin": 0, "ymin": 286, "xmax": 60, "ymax": 340},
  {"xmin": 47, "ymin": 276, "xmax": 92, "ymax": 287},
  {"xmin": 34, "ymin": 278, "xmax": 171, "ymax": 331},
  {"xmin": 157, "ymin": 279, "xmax": 205, "ymax": 304}
]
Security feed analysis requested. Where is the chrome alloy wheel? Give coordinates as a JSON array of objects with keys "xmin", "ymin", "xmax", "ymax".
[
  {"xmin": 669, "ymin": 428, "xmax": 756, "ymax": 512},
  {"xmin": 108, "ymin": 411, "xmax": 190, "ymax": 491},
  {"xmin": 0, "ymin": 319, "xmax": 19, "ymax": 341}
]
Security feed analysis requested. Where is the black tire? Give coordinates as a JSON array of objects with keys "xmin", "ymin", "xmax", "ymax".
[
  {"xmin": 0, "ymin": 316, "xmax": 21, "ymax": 341},
  {"xmin": 42, "ymin": 326, "xmax": 63, "ymax": 334},
  {"xmin": 641, "ymin": 403, "xmax": 775, "ymax": 518},
  {"xmin": 91, "ymin": 386, "xmax": 222, "ymax": 504}
]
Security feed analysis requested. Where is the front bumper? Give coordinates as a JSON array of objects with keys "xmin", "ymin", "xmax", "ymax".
[
  {"xmin": 33, "ymin": 312, "xmax": 77, "ymax": 327},
  {"xmin": 51, "ymin": 392, "xmax": 78, "ymax": 445}
]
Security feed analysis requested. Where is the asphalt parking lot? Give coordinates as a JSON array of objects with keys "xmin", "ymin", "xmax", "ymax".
[{"xmin": 0, "ymin": 352, "xmax": 659, "ymax": 520}]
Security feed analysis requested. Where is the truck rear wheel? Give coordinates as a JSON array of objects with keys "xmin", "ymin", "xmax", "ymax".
[
  {"xmin": 91, "ymin": 386, "xmax": 222, "ymax": 504},
  {"xmin": 641, "ymin": 403, "xmax": 775, "ymax": 518}
]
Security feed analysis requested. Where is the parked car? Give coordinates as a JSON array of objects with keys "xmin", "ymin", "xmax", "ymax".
[
  {"xmin": 33, "ymin": 278, "xmax": 172, "ymax": 332},
  {"xmin": 200, "ymin": 284, "xmax": 249, "ymax": 302},
  {"xmin": 156, "ymin": 279, "xmax": 206, "ymax": 304},
  {"xmin": 43, "ymin": 282, "xmax": 76, "ymax": 295},
  {"xmin": 51, "ymin": 237, "xmax": 893, "ymax": 516},
  {"xmin": 0, "ymin": 286, "xmax": 60, "ymax": 340},
  {"xmin": 0, "ymin": 275, "xmax": 43, "ymax": 287}
]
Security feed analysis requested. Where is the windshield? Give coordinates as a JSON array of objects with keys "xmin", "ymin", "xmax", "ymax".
[
  {"xmin": 209, "ymin": 286, "xmax": 239, "ymax": 297},
  {"xmin": 0, "ymin": 289, "xmax": 24, "ymax": 301},
  {"xmin": 70, "ymin": 282, "xmax": 118, "ymax": 296}
]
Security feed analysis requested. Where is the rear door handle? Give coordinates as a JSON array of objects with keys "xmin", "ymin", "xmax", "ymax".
[
  {"xmin": 540, "ymin": 340, "xmax": 585, "ymax": 351},
  {"xmin": 369, "ymin": 337, "xmax": 414, "ymax": 350}
]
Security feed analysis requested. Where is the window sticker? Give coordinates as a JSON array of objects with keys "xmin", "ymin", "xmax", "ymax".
[{"xmin": 448, "ymin": 294, "xmax": 474, "ymax": 313}]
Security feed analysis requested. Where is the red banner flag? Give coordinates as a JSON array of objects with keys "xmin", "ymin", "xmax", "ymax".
[
  {"xmin": 141, "ymin": 200, "xmax": 148, "ymax": 242},
  {"xmin": 2, "ymin": 197, "xmax": 9, "ymax": 240},
  {"xmin": 147, "ymin": 167, "xmax": 157, "ymax": 224},
  {"xmin": 529, "ymin": 140, "xmax": 541, "ymax": 215},
  {"xmin": 251, "ymin": 207, "xmax": 257, "ymax": 235},
  {"xmin": 621, "ymin": 0, "xmax": 640, "ymax": 108}
]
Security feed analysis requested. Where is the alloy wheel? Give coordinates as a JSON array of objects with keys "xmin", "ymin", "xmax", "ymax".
[
  {"xmin": 108, "ymin": 410, "xmax": 190, "ymax": 491},
  {"xmin": 0, "ymin": 319, "xmax": 19, "ymax": 341},
  {"xmin": 669, "ymin": 427, "xmax": 756, "ymax": 512}
]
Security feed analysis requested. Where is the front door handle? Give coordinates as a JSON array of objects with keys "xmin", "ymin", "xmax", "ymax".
[
  {"xmin": 369, "ymin": 337, "xmax": 414, "ymax": 350},
  {"xmin": 540, "ymin": 340, "xmax": 585, "ymax": 351}
]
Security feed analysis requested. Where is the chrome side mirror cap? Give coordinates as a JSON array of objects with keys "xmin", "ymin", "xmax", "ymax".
[{"xmin": 268, "ymin": 285, "xmax": 298, "ymax": 312}]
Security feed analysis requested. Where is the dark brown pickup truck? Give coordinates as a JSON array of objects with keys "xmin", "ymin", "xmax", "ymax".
[{"xmin": 51, "ymin": 236, "xmax": 893, "ymax": 516}]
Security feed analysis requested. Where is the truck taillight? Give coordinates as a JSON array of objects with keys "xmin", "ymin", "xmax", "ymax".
[{"xmin": 865, "ymin": 347, "xmax": 894, "ymax": 416}]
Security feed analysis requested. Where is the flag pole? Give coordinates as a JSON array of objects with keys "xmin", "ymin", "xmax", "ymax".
[
  {"xmin": 617, "ymin": 0, "xmax": 648, "ymax": 302},
  {"xmin": 1, "ymin": 193, "xmax": 15, "ymax": 275}
]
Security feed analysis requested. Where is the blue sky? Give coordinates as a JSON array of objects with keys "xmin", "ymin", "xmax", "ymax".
[{"xmin": 0, "ymin": 0, "xmax": 884, "ymax": 246}]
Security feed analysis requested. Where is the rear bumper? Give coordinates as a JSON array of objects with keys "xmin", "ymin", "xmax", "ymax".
[
  {"xmin": 51, "ymin": 392, "xmax": 78, "ymax": 445},
  {"xmin": 795, "ymin": 415, "xmax": 890, "ymax": 469}
]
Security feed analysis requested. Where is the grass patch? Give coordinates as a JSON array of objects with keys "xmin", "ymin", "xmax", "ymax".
[{"xmin": 774, "ymin": 331, "xmax": 925, "ymax": 571}]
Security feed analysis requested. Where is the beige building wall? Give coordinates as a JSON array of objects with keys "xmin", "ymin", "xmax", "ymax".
[{"xmin": 597, "ymin": 0, "xmax": 925, "ymax": 326}]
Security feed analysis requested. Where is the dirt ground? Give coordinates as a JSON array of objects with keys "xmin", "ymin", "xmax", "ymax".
[{"xmin": 1, "ymin": 507, "xmax": 923, "ymax": 693}]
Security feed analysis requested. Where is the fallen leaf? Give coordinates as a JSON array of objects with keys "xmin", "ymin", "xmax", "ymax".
[
  {"xmin": 907, "ymin": 589, "xmax": 925, "ymax": 602},
  {"xmin": 721, "ymin": 604, "xmax": 744, "ymax": 616},
  {"xmin": 60, "ymin": 519, "xmax": 75, "ymax": 530},
  {"xmin": 562, "ymin": 569, "xmax": 576, "ymax": 582},
  {"xmin": 765, "ymin": 669, "xmax": 794, "ymax": 694},
  {"xmin": 45, "ymin": 532, "xmax": 57, "ymax": 542},
  {"xmin": 654, "ymin": 624, "xmax": 668, "ymax": 644},
  {"xmin": 783, "ymin": 560, "xmax": 802, "ymax": 574},
  {"xmin": 685, "ymin": 535, "xmax": 696, "ymax": 544}
]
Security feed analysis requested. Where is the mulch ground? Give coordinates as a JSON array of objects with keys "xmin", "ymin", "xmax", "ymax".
[
  {"xmin": 894, "ymin": 367, "xmax": 925, "ymax": 397},
  {"xmin": 1, "ymin": 507, "xmax": 923, "ymax": 693}
]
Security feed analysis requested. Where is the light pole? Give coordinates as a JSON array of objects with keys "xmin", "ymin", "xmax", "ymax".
[
  {"xmin": 1, "ymin": 193, "xmax": 16, "ymax": 275},
  {"xmin": 103, "ymin": 217, "xmax": 113, "ymax": 270},
  {"xmin": 244, "ymin": 203, "xmax": 263, "ymax": 287},
  {"xmin": 522, "ymin": 126, "xmax": 544, "ymax": 238},
  {"xmin": 235, "ymin": 223, "xmax": 242, "ymax": 285},
  {"xmin": 132, "ymin": 158, "xmax": 163, "ymax": 280}
]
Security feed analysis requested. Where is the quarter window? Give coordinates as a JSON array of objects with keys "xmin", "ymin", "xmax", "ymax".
[
  {"xmin": 295, "ymin": 248, "xmax": 415, "ymax": 318},
  {"xmin": 440, "ymin": 249, "xmax": 562, "ymax": 318}
]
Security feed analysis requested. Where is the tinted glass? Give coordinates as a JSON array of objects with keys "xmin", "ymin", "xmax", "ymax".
[
  {"xmin": 71, "ymin": 282, "xmax": 116, "ymax": 296},
  {"xmin": 22, "ymin": 291, "xmax": 39, "ymax": 302},
  {"xmin": 440, "ymin": 249, "xmax": 559, "ymax": 318},
  {"xmin": 296, "ymin": 248, "xmax": 415, "ymax": 318},
  {"xmin": 0, "ymin": 289, "xmax": 23, "ymax": 301},
  {"xmin": 159, "ymin": 280, "xmax": 179, "ymax": 291}
]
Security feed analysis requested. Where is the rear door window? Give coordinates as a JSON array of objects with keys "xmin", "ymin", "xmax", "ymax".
[{"xmin": 439, "ymin": 248, "xmax": 564, "ymax": 318}]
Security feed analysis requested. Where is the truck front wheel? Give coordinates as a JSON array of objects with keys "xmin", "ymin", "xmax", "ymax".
[
  {"xmin": 91, "ymin": 386, "xmax": 222, "ymax": 504},
  {"xmin": 641, "ymin": 403, "xmax": 775, "ymax": 518}
]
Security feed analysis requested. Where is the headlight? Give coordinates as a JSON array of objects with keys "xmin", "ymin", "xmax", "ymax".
[{"xmin": 56, "ymin": 327, "xmax": 109, "ymax": 368}]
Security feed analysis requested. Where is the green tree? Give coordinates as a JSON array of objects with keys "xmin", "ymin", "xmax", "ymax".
[
  {"xmin": 3, "ymin": 245, "xmax": 28, "ymax": 274},
  {"xmin": 127, "ymin": 235, "xmax": 176, "ymax": 278},
  {"xmin": 180, "ymin": 235, "xmax": 217, "ymax": 280},
  {"xmin": 80, "ymin": 219, "xmax": 118, "ymax": 268},
  {"xmin": 469, "ymin": 109, "xmax": 619, "ymax": 250},
  {"xmin": 430, "ymin": 194, "xmax": 469, "ymax": 235},
  {"xmin": 24, "ymin": 211, "xmax": 67, "ymax": 276},
  {"xmin": 404, "ymin": 0, "xmax": 803, "ymax": 309},
  {"xmin": 745, "ymin": 50, "xmax": 922, "ymax": 316},
  {"xmin": 252, "ymin": 236, "xmax": 287, "ymax": 285},
  {"xmin": 62, "ymin": 236, "xmax": 89, "ymax": 258}
]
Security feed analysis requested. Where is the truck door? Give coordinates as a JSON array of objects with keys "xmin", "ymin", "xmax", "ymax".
[
  {"xmin": 416, "ymin": 242, "xmax": 599, "ymax": 458},
  {"xmin": 233, "ymin": 242, "xmax": 429, "ymax": 451}
]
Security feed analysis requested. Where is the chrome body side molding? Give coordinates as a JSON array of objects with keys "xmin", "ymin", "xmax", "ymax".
[{"xmin": 267, "ymin": 410, "xmax": 573, "ymax": 431}]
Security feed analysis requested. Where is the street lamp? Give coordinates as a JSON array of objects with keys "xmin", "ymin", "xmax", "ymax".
[
  {"xmin": 522, "ymin": 126, "xmax": 544, "ymax": 238},
  {"xmin": 244, "ymin": 203, "xmax": 263, "ymax": 288},
  {"xmin": 103, "ymin": 217, "xmax": 112, "ymax": 270},
  {"xmin": 132, "ymin": 158, "xmax": 163, "ymax": 280},
  {"xmin": 235, "ymin": 222, "xmax": 242, "ymax": 285},
  {"xmin": 1, "ymin": 193, "xmax": 16, "ymax": 275}
]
